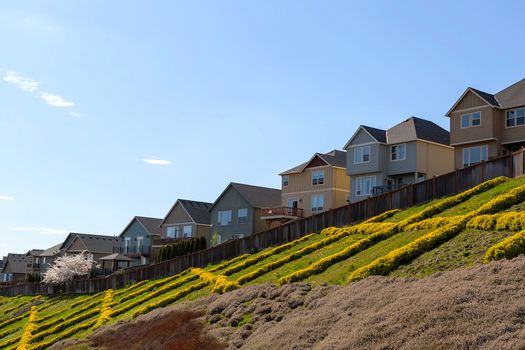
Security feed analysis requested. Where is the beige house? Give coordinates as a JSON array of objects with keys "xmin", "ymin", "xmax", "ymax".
[
  {"xmin": 446, "ymin": 79, "xmax": 525, "ymax": 168},
  {"xmin": 273, "ymin": 150, "xmax": 350, "ymax": 219}
]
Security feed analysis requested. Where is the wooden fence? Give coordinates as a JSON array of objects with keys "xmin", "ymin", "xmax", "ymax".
[{"xmin": 2, "ymin": 149, "xmax": 524, "ymax": 297}]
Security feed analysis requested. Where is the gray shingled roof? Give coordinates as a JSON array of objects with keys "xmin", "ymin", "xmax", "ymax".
[
  {"xmin": 40, "ymin": 243, "xmax": 62, "ymax": 257},
  {"xmin": 61, "ymin": 233, "xmax": 121, "ymax": 253},
  {"xmin": 179, "ymin": 200, "xmax": 212, "ymax": 225},
  {"xmin": 135, "ymin": 216, "xmax": 163, "ymax": 236},
  {"xmin": 231, "ymin": 183, "xmax": 281, "ymax": 208},
  {"xmin": 1, "ymin": 253, "xmax": 30, "ymax": 274},
  {"xmin": 412, "ymin": 117, "xmax": 450, "ymax": 146},
  {"xmin": 211, "ymin": 183, "xmax": 281, "ymax": 210},
  {"xmin": 280, "ymin": 150, "xmax": 347, "ymax": 175},
  {"xmin": 362, "ymin": 125, "xmax": 387, "ymax": 143},
  {"xmin": 470, "ymin": 87, "xmax": 500, "ymax": 107},
  {"xmin": 495, "ymin": 79, "xmax": 525, "ymax": 109}
]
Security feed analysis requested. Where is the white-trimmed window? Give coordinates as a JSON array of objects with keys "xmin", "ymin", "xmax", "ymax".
[
  {"xmin": 124, "ymin": 237, "xmax": 131, "ymax": 253},
  {"xmin": 183, "ymin": 225, "xmax": 192, "ymax": 238},
  {"xmin": 312, "ymin": 170, "xmax": 324, "ymax": 185},
  {"xmin": 506, "ymin": 108, "xmax": 525, "ymax": 127},
  {"xmin": 391, "ymin": 144, "xmax": 406, "ymax": 161},
  {"xmin": 218, "ymin": 210, "xmax": 232, "ymax": 226},
  {"xmin": 237, "ymin": 208, "xmax": 248, "ymax": 224},
  {"xmin": 356, "ymin": 176, "xmax": 376, "ymax": 196},
  {"xmin": 354, "ymin": 146, "xmax": 371, "ymax": 164},
  {"xmin": 463, "ymin": 145, "xmax": 488, "ymax": 167},
  {"xmin": 282, "ymin": 176, "xmax": 289, "ymax": 187},
  {"xmin": 166, "ymin": 226, "xmax": 175, "ymax": 238},
  {"xmin": 461, "ymin": 111, "xmax": 481, "ymax": 128},
  {"xmin": 137, "ymin": 236, "xmax": 143, "ymax": 251},
  {"xmin": 311, "ymin": 194, "xmax": 324, "ymax": 212}
]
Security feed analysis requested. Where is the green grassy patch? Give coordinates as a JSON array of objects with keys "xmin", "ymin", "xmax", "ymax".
[
  {"xmin": 390, "ymin": 229, "xmax": 514, "ymax": 278},
  {"xmin": 305, "ymin": 229, "xmax": 432, "ymax": 284}
]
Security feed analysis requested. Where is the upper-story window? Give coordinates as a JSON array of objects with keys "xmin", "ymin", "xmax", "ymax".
[
  {"xmin": 463, "ymin": 145, "xmax": 488, "ymax": 167},
  {"xmin": 461, "ymin": 111, "xmax": 481, "ymax": 128},
  {"xmin": 312, "ymin": 170, "xmax": 324, "ymax": 185},
  {"xmin": 166, "ymin": 226, "xmax": 176, "ymax": 238},
  {"xmin": 137, "ymin": 236, "xmax": 143, "ymax": 251},
  {"xmin": 354, "ymin": 146, "xmax": 371, "ymax": 164},
  {"xmin": 506, "ymin": 108, "xmax": 525, "ymax": 127},
  {"xmin": 282, "ymin": 176, "xmax": 289, "ymax": 187},
  {"xmin": 182, "ymin": 225, "xmax": 192, "ymax": 238},
  {"xmin": 237, "ymin": 208, "xmax": 248, "ymax": 224},
  {"xmin": 218, "ymin": 210, "xmax": 232, "ymax": 226},
  {"xmin": 391, "ymin": 144, "xmax": 406, "ymax": 161}
]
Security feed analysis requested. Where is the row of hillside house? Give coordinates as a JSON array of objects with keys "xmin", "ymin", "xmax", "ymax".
[{"xmin": 2, "ymin": 79, "xmax": 525, "ymax": 282}]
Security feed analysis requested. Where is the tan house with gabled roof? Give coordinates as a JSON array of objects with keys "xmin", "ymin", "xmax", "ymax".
[
  {"xmin": 446, "ymin": 79, "xmax": 525, "ymax": 168},
  {"xmin": 273, "ymin": 150, "xmax": 350, "ymax": 219}
]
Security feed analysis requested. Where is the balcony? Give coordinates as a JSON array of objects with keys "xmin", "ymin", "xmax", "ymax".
[
  {"xmin": 260, "ymin": 207, "xmax": 304, "ymax": 221},
  {"xmin": 371, "ymin": 183, "xmax": 407, "ymax": 196},
  {"xmin": 152, "ymin": 237, "xmax": 192, "ymax": 246},
  {"xmin": 113, "ymin": 245, "xmax": 151, "ymax": 256}
]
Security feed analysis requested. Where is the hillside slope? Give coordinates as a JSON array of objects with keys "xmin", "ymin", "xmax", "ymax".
[
  {"xmin": 59, "ymin": 255, "xmax": 525, "ymax": 350},
  {"xmin": 2, "ymin": 175, "xmax": 525, "ymax": 349}
]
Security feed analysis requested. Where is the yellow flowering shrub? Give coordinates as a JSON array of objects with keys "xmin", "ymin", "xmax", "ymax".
[
  {"xmin": 31, "ymin": 319, "xmax": 97, "ymax": 350},
  {"xmin": 484, "ymin": 229, "xmax": 525, "ymax": 262},
  {"xmin": 405, "ymin": 217, "xmax": 457, "ymax": 231},
  {"xmin": 495, "ymin": 212, "xmax": 525, "ymax": 231},
  {"xmin": 466, "ymin": 215, "xmax": 497, "ymax": 230},
  {"xmin": 470, "ymin": 184, "xmax": 525, "ymax": 217},
  {"xmin": 16, "ymin": 306, "xmax": 38, "ymax": 350},
  {"xmin": 93, "ymin": 289, "xmax": 114, "ymax": 330},
  {"xmin": 31, "ymin": 308, "xmax": 100, "ymax": 342},
  {"xmin": 362, "ymin": 209, "xmax": 402, "ymax": 224},
  {"xmin": 212, "ymin": 275, "xmax": 240, "ymax": 294}
]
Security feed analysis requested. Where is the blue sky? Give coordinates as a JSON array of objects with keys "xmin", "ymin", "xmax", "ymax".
[{"xmin": 1, "ymin": 1, "xmax": 524, "ymax": 257}]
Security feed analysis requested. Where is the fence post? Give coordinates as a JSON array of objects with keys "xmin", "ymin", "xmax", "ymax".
[
  {"xmin": 481, "ymin": 160, "xmax": 485, "ymax": 182},
  {"xmin": 432, "ymin": 176, "xmax": 436, "ymax": 199},
  {"xmin": 367, "ymin": 196, "xmax": 372, "ymax": 219},
  {"xmin": 454, "ymin": 169, "xmax": 459, "ymax": 194}
]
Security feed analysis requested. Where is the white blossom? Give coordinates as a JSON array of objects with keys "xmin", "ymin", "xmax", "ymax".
[{"xmin": 42, "ymin": 252, "xmax": 95, "ymax": 284}]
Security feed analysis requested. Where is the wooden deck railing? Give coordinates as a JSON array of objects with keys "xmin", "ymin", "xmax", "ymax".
[
  {"xmin": 1, "ymin": 149, "xmax": 524, "ymax": 296},
  {"xmin": 261, "ymin": 207, "xmax": 304, "ymax": 218}
]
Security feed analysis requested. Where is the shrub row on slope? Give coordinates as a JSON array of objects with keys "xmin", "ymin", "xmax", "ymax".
[
  {"xmin": 191, "ymin": 268, "xmax": 240, "ymax": 294},
  {"xmin": 347, "ymin": 217, "xmax": 467, "ymax": 282},
  {"xmin": 31, "ymin": 308, "xmax": 100, "ymax": 343},
  {"xmin": 31, "ymin": 319, "xmax": 97, "ymax": 350},
  {"xmin": 118, "ymin": 271, "xmax": 190, "ymax": 303},
  {"xmin": 362, "ymin": 209, "xmax": 402, "ymax": 224},
  {"xmin": 404, "ymin": 217, "xmax": 456, "ymax": 231},
  {"xmin": 397, "ymin": 176, "xmax": 508, "ymax": 228},
  {"xmin": 236, "ymin": 221, "xmax": 391, "ymax": 285},
  {"xmin": 484, "ymin": 229, "xmax": 525, "ymax": 262},
  {"xmin": 93, "ymin": 289, "xmax": 114, "ymax": 330},
  {"xmin": 348, "ymin": 183, "xmax": 525, "ymax": 282},
  {"xmin": 221, "ymin": 233, "xmax": 316, "ymax": 276},
  {"xmin": 467, "ymin": 212, "xmax": 525, "ymax": 232},
  {"xmin": 17, "ymin": 306, "xmax": 38, "ymax": 350}
]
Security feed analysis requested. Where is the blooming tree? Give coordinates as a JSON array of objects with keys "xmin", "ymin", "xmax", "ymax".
[{"xmin": 42, "ymin": 252, "xmax": 96, "ymax": 284}]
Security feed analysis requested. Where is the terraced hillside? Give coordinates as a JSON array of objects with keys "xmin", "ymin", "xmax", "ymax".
[{"xmin": 2, "ymin": 176, "xmax": 525, "ymax": 349}]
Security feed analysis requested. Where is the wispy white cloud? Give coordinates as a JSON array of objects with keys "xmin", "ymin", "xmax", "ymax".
[
  {"xmin": 10, "ymin": 227, "xmax": 69, "ymax": 236},
  {"xmin": 40, "ymin": 92, "xmax": 74, "ymax": 107},
  {"xmin": 0, "ymin": 195, "xmax": 14, "ymax": 200},
  {"xmin": 3, "ymin": 71, "xmax": 39, "ymax": 92},
  {"xmin": 3, "ymin": 71, "xmax": 77, "ymax": 111},
  {"xmin": 69, "ymin": 111, "xmax": 82, "ymax": 117},
  {"xmin": 142, "ymin": 158, "xmax": 172, "ymax": 166}
]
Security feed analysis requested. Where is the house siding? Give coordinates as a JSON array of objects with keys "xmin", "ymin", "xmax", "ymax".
[
  {"xmin": 450, "ymin": 106, "xmax": 495, "ymax": 146},
  {"xmin": 388, "ymin": 141, "xmax": 417, "ymax": 175},
  {"xmin": 281, "ymin": 164, "xmax": 349, "ymax": 217},
  {"xmin": 349, "ymin": 172, "xmax": 384, "ymax": 203},
  {"xmin": 416, "ymin": 141, "xmax": 455, "ymax": 176},
  {"xmin": 210, "ymin": 187, "xmax": 255, "ymax": 243},
  {"xmin": 347, "ymin": 143, "xmax": 382, "ymax": 175},
  {"xmin": 121, "ymin": 220, "xmax": 152, "ymax": 266},
  {"xmin": 160, "ymin": 203, "xmax": 193, "ymax": 238},
  {"xmin": 455, "ymin": 90, "xmax": 488, "ymax": 110}
]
